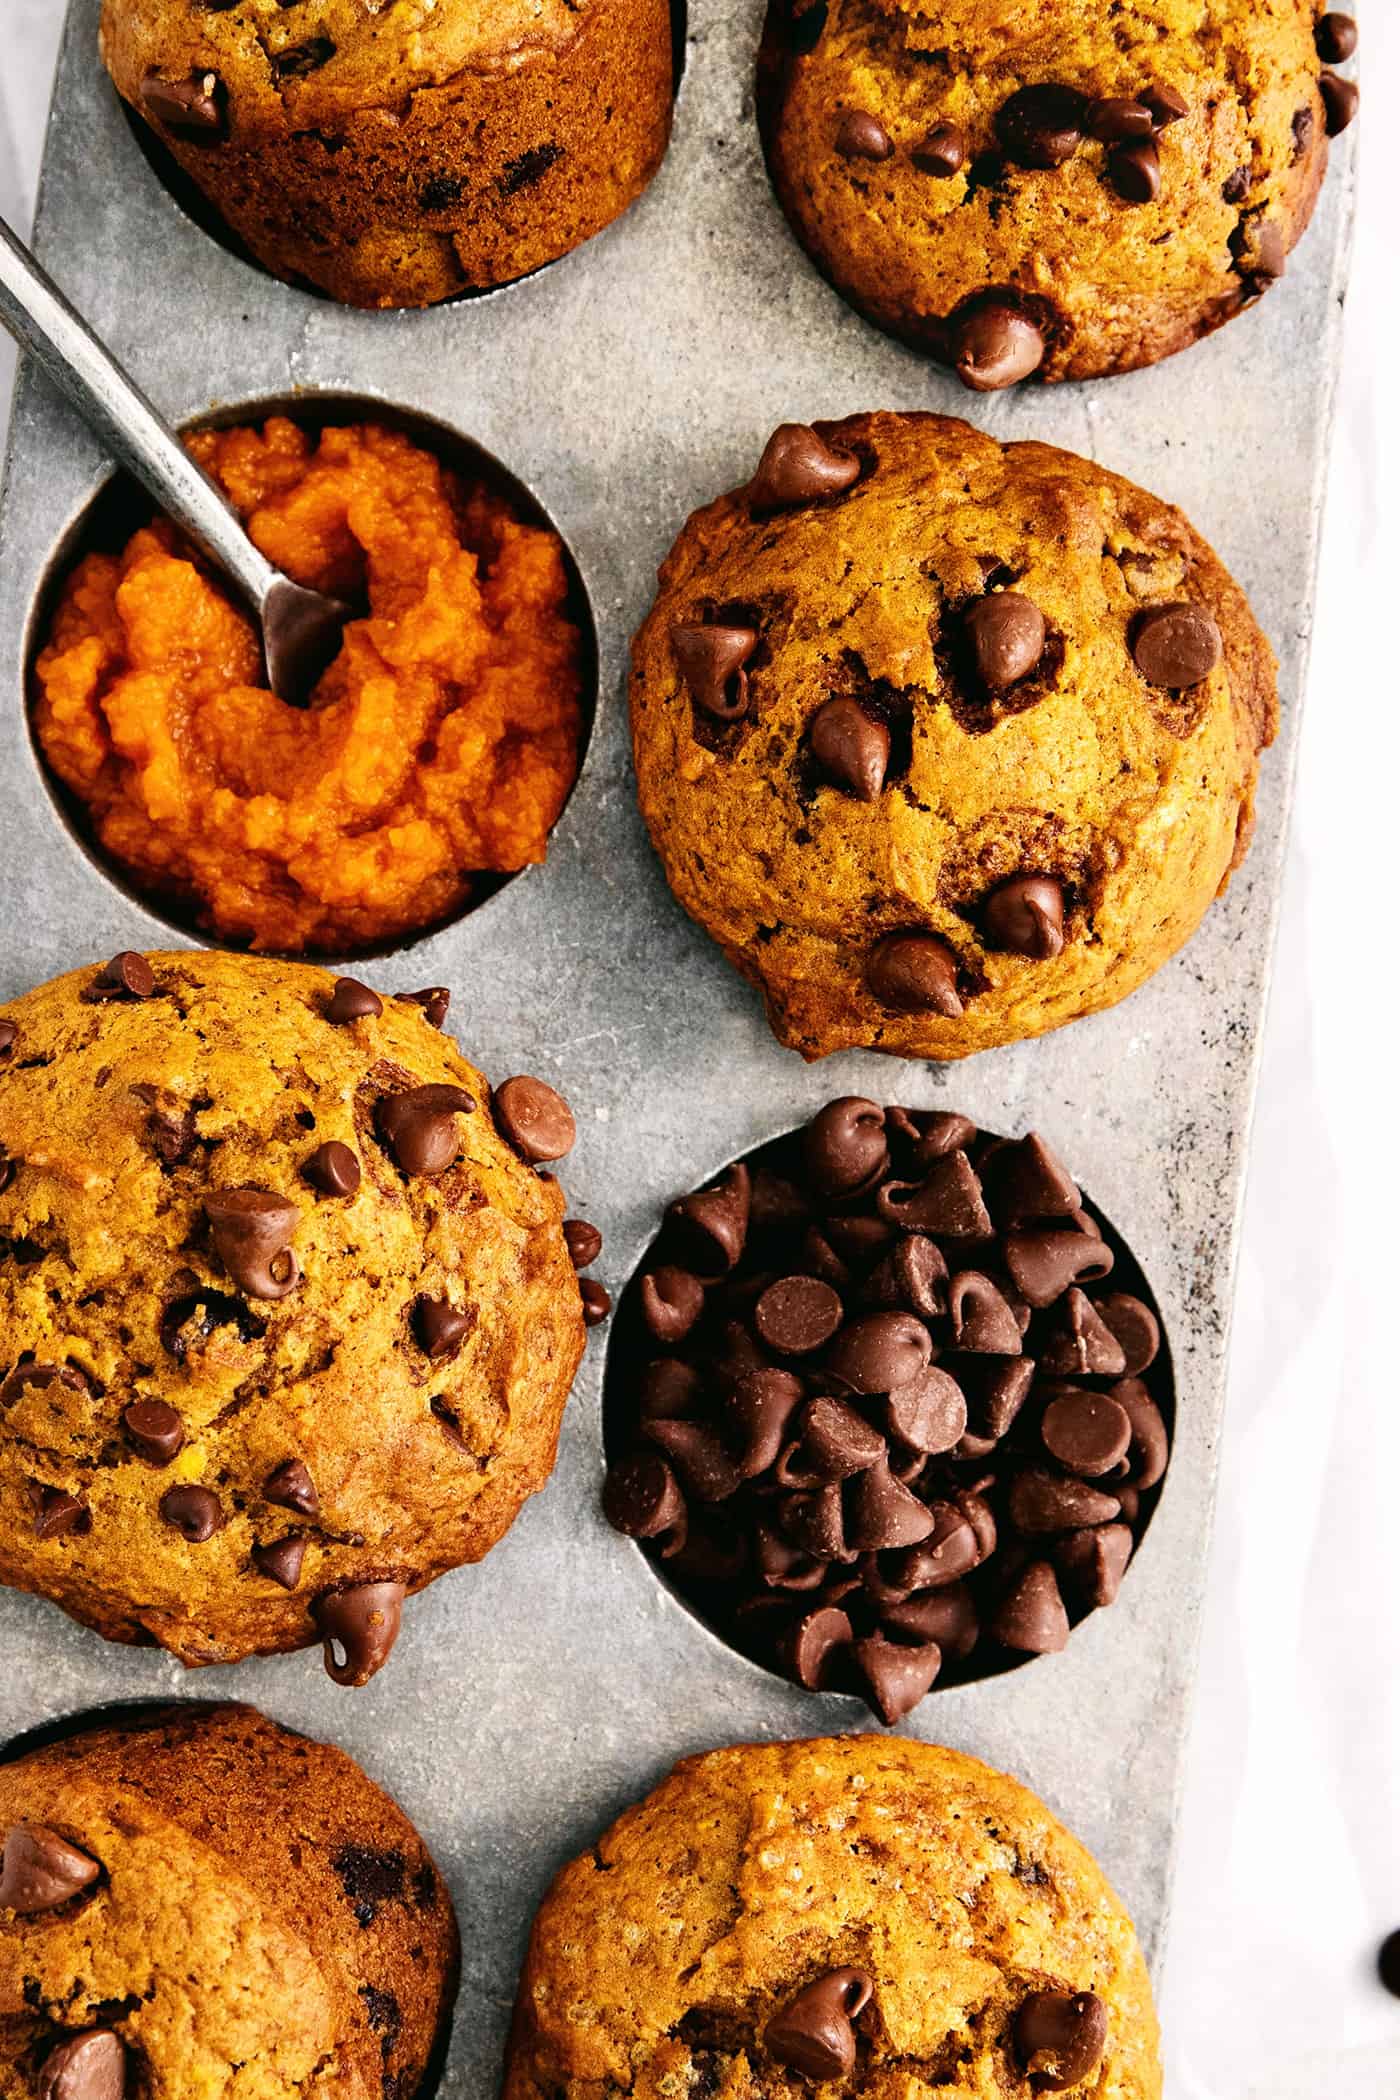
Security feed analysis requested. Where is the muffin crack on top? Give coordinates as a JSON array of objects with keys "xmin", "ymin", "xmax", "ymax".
[
  {"xmin": 758, "ymin": 0, "xmax": 1358, "ymax": 384},
  {"xmin": 631, "ymin": 410, "xmax": 1277, "ymax": 1060},
  {"xmin": 0, "ymin": 951, "xmax": 601, "ymax": 1682}
]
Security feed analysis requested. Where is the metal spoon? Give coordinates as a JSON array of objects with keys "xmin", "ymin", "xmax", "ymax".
[{"xmin": 0, "ymin": 213, "xmax": 349, "ymax": 704}]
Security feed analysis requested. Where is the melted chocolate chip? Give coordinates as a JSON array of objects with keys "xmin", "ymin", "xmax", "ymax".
[
  {"xmin": 314, "ymin": 1581, "xmax": 407, "ymax": 1687},
  {"xmin": 252, "ymin": 1533, "xmax": 307, "ymax": 1590},
  {"xmin": 995, "ymin": 83, "xmax": 1089, "ymax": 168},
  {"xmin": 745, "ymin": 424, "xmax": 860, "ymax": 515},
  {"xmin": 121, "ymin": 1400, "xmax": 185, "ymax": 1465},
  {"xmin": 835, "ymin": 111, "xmax": 891, "ymax": 162},
  {"xmin": 376, "ymin": 1086, "xmax": 474, "ymax": 1178},
  {"xmin": 1131, "ymin": 602, "xmax": 1222, "ymax": 687},
  {"xmin": 326, "ymin": 976, "xmax": 382, "ymax": 1024},
  {"xmin": 982, "ymin": 874, "xmax": 1065, "ymax": 959},
  {"xmin": 807, "ymin": 695, "xmax": 889, "ymax": 799},
  {"xmin": 1014, "ymin": 1990, "xmax": 1109, "ymax": 2090},
  {"xmin": 36, "ymin": 2028, "xmax": 127, "ymax": 2100},
  {"xmin": 82, "ymin": 953, "xmax": 154, "ymax": 1003},
  {"xmin": 415, "ymin": 1297, "xmax": 472, "ymax": 1362},
  {"xmin": 141, "ymin": 68, "xmax": 225, "ymax": 135},
  {"xmin": 913, "ymin": 124, "xmax": 966, "ymax": 177},
  {"xmin": 204, "ymin": 1188, "xmax": 301, "ymax": 1300},
  {"xmin": 0, "ymin": 1825, "xmax": 101, "ymax": 1914},
  {"xmin": 303, "ymin": 1141, "xmax": 361, "ymax": 1198},
  {"xmin": 159, "ymin": 1485, "xmax": 223, "ymax": 1543},
  {"xmin": 766, "ymin": 1969, "xmax": 873, "ymax": 2081},
  {"xmin": 866, "ymin": 932, "xmax": 963, "ymax": 1016},
  {"xmin": 670, "ymin": 621, "xmax": 758, "ymax": 721},
  {"xmin": 952, "ymin": 300, "xmax": 1046, "ymax": 391},
  {"xmin": 265, "ymin": 1458, "xmax": 319, "ymax": 1518}
]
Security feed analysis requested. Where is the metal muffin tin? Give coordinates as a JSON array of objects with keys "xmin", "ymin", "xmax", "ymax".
[{"xmin": 0, "ymin": 2, "xmax": 1357, "ymax": 2087}]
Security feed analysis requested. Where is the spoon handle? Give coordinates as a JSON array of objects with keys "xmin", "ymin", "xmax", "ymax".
[{"xmin": 0, "ymin": 212, "xmax": 275, "ymax": 614}]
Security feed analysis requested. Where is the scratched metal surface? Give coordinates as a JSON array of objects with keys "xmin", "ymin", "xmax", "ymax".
[{"xmin": 0, "ymin": 1, "xmax": 1356, "ymax": 2087}]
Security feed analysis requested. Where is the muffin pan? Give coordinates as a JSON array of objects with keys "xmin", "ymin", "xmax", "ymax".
[{"xmin": 0, "ymin": 0, "xmax": 1357, "ymax": 2090}]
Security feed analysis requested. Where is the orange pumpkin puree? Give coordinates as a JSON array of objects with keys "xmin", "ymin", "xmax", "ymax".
[{"xmin": 33, "ymin": 418, "xmax": 585, "ymax": 953}]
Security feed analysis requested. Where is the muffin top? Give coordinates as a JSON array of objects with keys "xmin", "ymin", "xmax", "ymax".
[
  {"xmin": 630, "ymin": 411, "xmax": 1277, "ymax": 1061},
  {"xmin": 0, "ymin": 950, "xmax": 584, "ymax": 1677},
  {"xmin": 504, "ymin": 1733, "xmax": 1161, "ymax": 2098},
  {"xmin": 758, "ymin": 0, "xmax": 1344, "ymax": 382},
  {"xmin": 101, "ymin": 0, "xmax": 592, "ymax": 128},
  {"xmin": 0, "ymin": 1703, "xmax": 457, "ymax": 2100}
]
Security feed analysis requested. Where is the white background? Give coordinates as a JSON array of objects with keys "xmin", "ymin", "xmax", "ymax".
[{"xmin": 2, "ymin": 7, "xmax": 1396, "ymax": 2094}]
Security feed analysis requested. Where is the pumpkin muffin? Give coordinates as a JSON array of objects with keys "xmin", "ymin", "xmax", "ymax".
[
  {"xmin": 0, "ymin": 1703, "xmax": 458, "ymax": 2099},
  {"xmin": 758, "ymin": 0, "xmax": 1360, "ymax": 385},
  {"xmin": 0, "ymin": 950, "xmax": 596, "ymax": 1681},
  {"xmin": 504, "ymin": 1734, "xmax": 1162, "ymax": 2098},
  {"xmin": 630, "ymin": 411, "xmax": 1277, "ymax": 1061},
  {"xmin": 99, "ymin": 0, "xmax": 674, "ymax": 307}
]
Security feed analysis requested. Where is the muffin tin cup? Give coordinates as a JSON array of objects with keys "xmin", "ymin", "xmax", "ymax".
[{"xmin": 0, "ymin": 1, "xmax": 1357, "ymax": 2091}]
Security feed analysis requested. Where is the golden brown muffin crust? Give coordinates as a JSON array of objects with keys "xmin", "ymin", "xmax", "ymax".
[
  {"xmin": 758, "ymin": 0, "xmax": 1336, "ymax": 382},
  {"xmin": 0, "ymin": 951, "xmax": 584, "ymax": 1668},
  {"xmin": 0, "ymin": 1703, "xmax": 458, "ymax": 2099},
  {"xmin": 504, "ymin": 1734, "xmax": 1161, "ymax": 2098},
  {"xmin": 99, "ymin": 0, "xmax": 674, "ymax": 306},
  {"xmin": 630, "ymin": 411, "xmax": 1277, "ymax": 1062}
]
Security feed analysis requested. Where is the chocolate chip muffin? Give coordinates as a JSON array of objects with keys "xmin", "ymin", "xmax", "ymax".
[
  {"xmin": 631, "ymin": 412, "xmax": 1277, "ymax": 1061},
  {"xmin": 604, "ymin": 1104, "xmax": 1172, "ymax": 1723},
  {"xmin": 504, "ymin": 1735, "xmax": 1162, "ymax": 2098},
  {"xmin": 0, "ymin": 950, "xmax": 595, "ymax": 1680},
  {"xmin": 99, "ymin": 0, "xmax": 674, "ymax": 307},
  {"xmin": 758, "ymin": 0, "xmax": 1359, "ymax": 384},
  {"xmin": 0, "ymin": 1703, "xmax": 457, "ymax": 2098}
]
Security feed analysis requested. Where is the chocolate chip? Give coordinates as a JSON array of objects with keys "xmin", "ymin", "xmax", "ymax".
[
  {"xmin": 272, "ymin": 37, "xmax": 336, "ymax": 81},
  {"xmin": 159, "ymin": 1484, "xmax": 223, "ymax": 1543},
  {"xmin": 766, "ymin": 1969, "xmax": 873, "ymax": 2081},
  {"xmin": 852, "ymin": 1632, "xmax": 942, "ymax": 1722},
  {"xmin": 754, "ymin": 1276, "xmax": 844, "ymax": 1355},
  {"xmin": 798, "ymin": 1396, "xmax": 886, "ymax": 1479},
  {"xmin": 1222, "ymin": 166, "xmax": 1250, "ymax": 204},
  {"xmin": 1037, "ymin": 1291, "xmax": 1124, "ymax": 1378},
  {"xmin": 33, "ymin": 1487, "xmax": 88, "ymax": 1541},
  {"xmin": 140, "ymin": 68, "xmax": 225, "ymax": 134},
  {"xmin": 1056, "ymin": 1522, "xmax": 1133, "ymax": 1608},
  {"xmin": 1377, "ymin": 1928, "xmax": 1400, "ymax": 1997},
  {"xmin": 398, "ymin": 986, "xmax": 450, "ymax": 1028},
  {"xmin": 376, "ymin": 1085, "xmax": 475, "ymax": 1177},
  {"xmin": 581, "ymin": 1280, "xmax": 613, "ymax": 1326},
  {"xmin": 37, "ymin": 2028, "xmax": 127, "ymax": 2100},
  {"xmin": 826, "ymin": 1311, "xmax": 932, "ymax": 1397},
  {"xmin": 722, "ymin": 1370, "xmax": 803, "ymax": 1479},
  {"xmin": 1086, "ymin": 97, "xmax": 1154, "ymax": 142},
  {"xmin": 835, "ymin": 110, "xmax": 891, "ymax": 161},
  {"xmin": 1131, "ymin": 601, "xmax": 1222, "ymax": 686},
  {"xmin": 1109, "ymin": 137, "xmax": 1161, "ymax": 202},
  {"xmin": 979, "ymin": 872, "xmax": 1066, "ymax": 960},
  {"xmin": 778, "ymin": 1481, "xmax": 848, "ymax": 1558},
  {"xmin": 807, "ymin": 694, "xmax": 890, "ymax": 800},
  {"xmin": 326, "ymin": 976, "xmax": 382, "ymax": 1023},
  {"xmin": 1320, "ymin": 70, "xmax": 1359, "ymax": 135},
  {"xmin": 983, "ymin": 1133, "xmax": 1081, "ymax": 1223},
  {"xmin": 1003, "ymin": 1228, "xmax": 1113, "ymax": 1307},
  {"xmin": 415, "ymin": 1297, "xmax": 471, "ymax": 1362},
  {"xmin": 204, "ymin": 1187, "xmax": 301, "ymax": 1300},
  {"xmin": 995, "ymin": 83, "xmax": 1089, "ymax": 168},
  {"xmin": 849, "ymin": 1457, "xmax": 938, "ymax": 1550},
  {"xmin": 952, "ymin": 301, "xmax": 1046, "ymax": 391},
  {"xmin": 603, "ymin": 1452, "xmax": 686, "ymax": 1540},
  {"xmin": 1095, "ymin": 1292, "xmax": 1160, "ymax": 1376},
  {"xmin": 990, "ymin": 1559, "xmax": 1070, "ymax": 1652},
  {"xmin": 1041, "ymin": 1387, "xmax": 1133, "ymax": 1478},
  {"xmin": 0, "ymin": 1020, "xmax": 17, "ymax": 1060},
  {"xmin": 878, "ymin": 1151, "xmax": 990, "ymax": 1237},
  {"xmin": 314, "ymin": 1580, "xmax": 407, "ymax": 1687},
  {"xmin": 253, "ymin": 1534, "xmax": 307, "ymax": 1590},
  {"xmin": 913, "ymin": 124, "xmax": 966, "ymax": 177},
  {"xmin": 0, "ymin": 1825, "xmax": 100, "ymax": 1913},
  {"xmin": 866, "ymin": 931, "xmax": 963, "ymax": 1016},
  {"xmin": 1142, "ymin": 84, "xmax": 1189, "ymax": 130},
  {"xmin": 82, "ymin": 952, "xmax": 154, "ymax": 1003},
  {"xmin": 1014, "ymin": 1990, "xmax": 1109, "ymax": 2090},
  {"xmin": 1113, "ymin": 1376, "xmax": 1169, "ymax": 1487},
  {"xmin": 646, "ymin": 1419, "xmax": 742, "ymax": 1502},
  {"xmin": 121, "ymin": 1399, "xmax": 185, "ymax": 1465},
  {"xmin": 563, "ymin": 1219, "xmax": 603, "ymax": 1269},
  {"xmin": 948, "ymin": 1272, "xmax": 1023, "ymax": 1354},
  {"xmin": 265, "ymin": 1458, "xmax": 318, "ymax": 1518},
  {"xmin": 1316, "ymin": 12, "xmax": 1358, "ymax": 63},
  {"xmin": 886, "ymin": 1366, "xmax": 966, "ymax": 1455},
  {"xmin": 303, "ymin": 1141, "xmax": 361, "ymax": 1198},
  {"xmin": 670, "ymin": 621, "xmax": 758, "ymax": 721},
  {"xmin": 668, "ymin": 1162, "xmax": 750, "ymax": 1275},
  {"xmin": 1009, "ymin": 1467, "xmax": 1120, "ymax": 1535},
  {"xmin": 785, "ymin": 1603, "xmax": 853, "ymax": 1688},
  {"xmin": 641, "ymin": 1265, "xmax": 706, "ymax": 1343},
  {"xmin": 865, "ymin": 1234, "xmax": 947, "ymax": 1319},
  {"xmin": 746, "ymin": 424, "xmax": 860, "ymax": 515},
  {"xmin": 803, "ymin": 1097, "xmax": 888, "ymax": 1198},
  {"xmin": 1, "ymin": 1362, "xmax": 89, "ymax": 1407},
  {"xmin": 964, "ymin": 591, "xmax": 1046, "ymax": 691},
  {"xmin": 494, "ymin": 1076, "xmax": 575, "ymax": 1164}
]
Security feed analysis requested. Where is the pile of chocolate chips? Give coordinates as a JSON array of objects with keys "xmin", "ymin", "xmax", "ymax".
[{"xmin": 603, "ymin": 1099, "xmax": 1170, "ymax": 1723}]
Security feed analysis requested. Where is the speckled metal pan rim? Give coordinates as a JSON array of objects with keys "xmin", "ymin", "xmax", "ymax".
[
  {"xmin": 599, "ymin": 1109, "xmax": 1177, "ymax": 1708},
  {"xmin": 108, "ymin": 0, "xmax": 695, "ymax": 314},
  {"xmin": 20, "ymin": 384, "xmax": 602, "ymax": 968}
]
